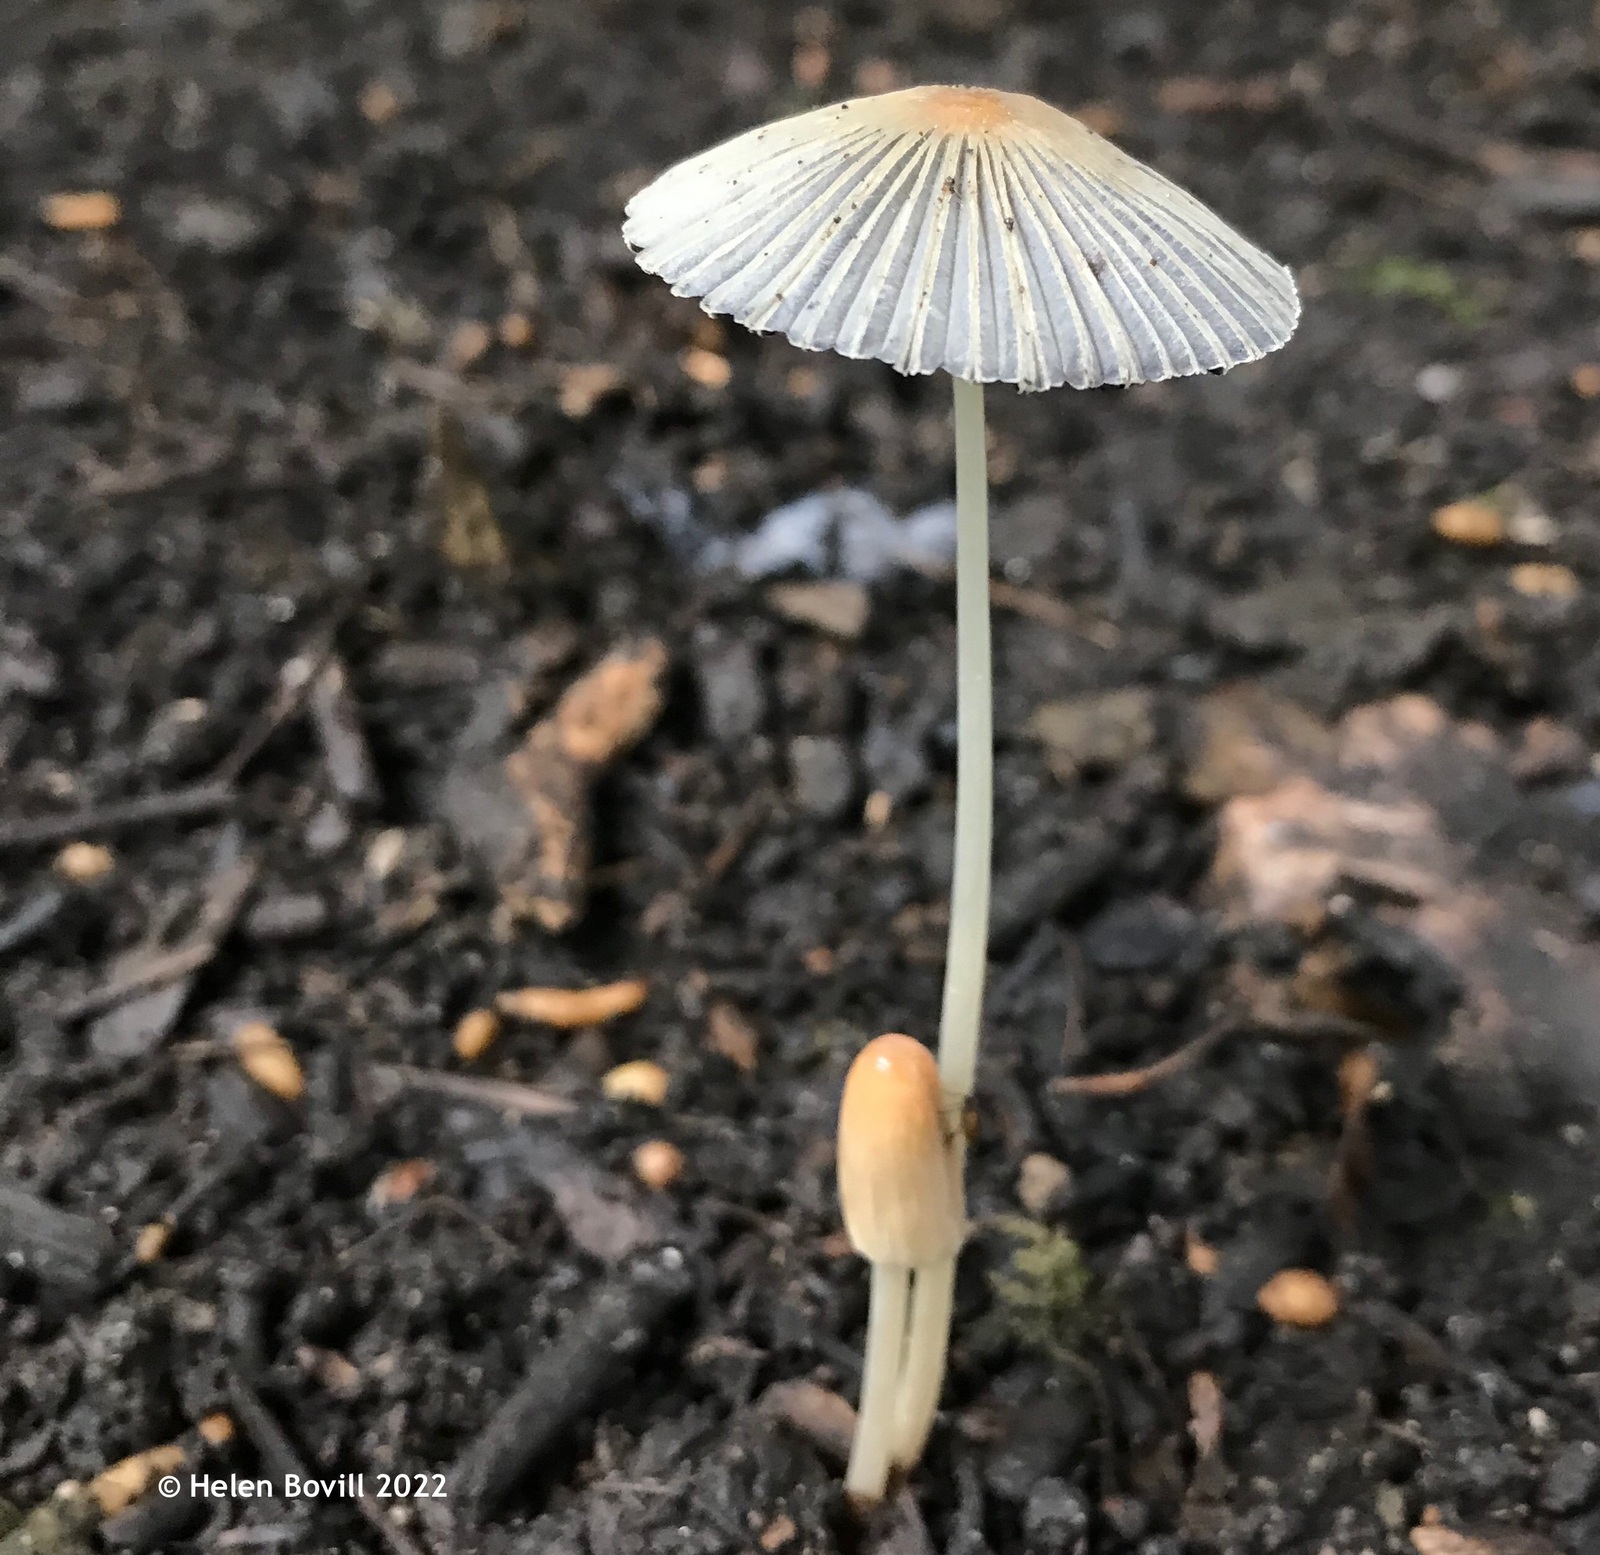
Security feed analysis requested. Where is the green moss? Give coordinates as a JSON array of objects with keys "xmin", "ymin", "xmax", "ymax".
[
  {"xmin": 1347, "ymin": 256, "xmax": 1488, "ymax": 326},
  {"xmin": 987, "ymin": 1217, "xmax": 1100, "ymax": 1363}
]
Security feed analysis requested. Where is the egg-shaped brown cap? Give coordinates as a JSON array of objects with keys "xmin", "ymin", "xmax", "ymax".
[{"xmin": 837, "ymin": 1033, "xmax": 966, "ymax": 1266}]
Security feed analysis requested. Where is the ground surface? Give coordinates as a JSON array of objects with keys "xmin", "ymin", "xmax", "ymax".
[{"xmin": 4, "ymin": 2, "xmax": 1600, "ymax": 1552}]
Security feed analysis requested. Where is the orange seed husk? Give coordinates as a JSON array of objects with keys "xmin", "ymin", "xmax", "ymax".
[
  {"xmin": 133, "ymin": 1221, "xmax": 173, "ymax": 1264},
  {"xmin": 232, "ymin": 1021, "xmax": 305, "ymax": 1101},
  {"xmin": 496, "ymin": 979, "xmax": 649, "ymax": 1027},
  {"xmin": 836, "ymin": 1033, "xmax": 965, "ymax": 1266},
  {"xmin": 632, "ymin": 1138, "xmax": 685, "ymax": 1189},
  {"xmin": 1256, "ymin": 1267, "xmax": 1339, "ymax": 1328},
  {"xmin": 602, "ymin": 1059, "xmax": 670, "ymax": 1106},
  {"xmin": 453, "ymin": 1007, "xmax": 501, "ymax": 1060}
]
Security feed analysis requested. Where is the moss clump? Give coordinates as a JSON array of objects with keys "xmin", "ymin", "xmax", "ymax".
[
  {"xmin": 1348, "ymin": 256, "xmax": 1487, "ymax": 325},
  {"xmin": 987, "ymin": 1217, "xmax": 1100, "ymax": 1363}
]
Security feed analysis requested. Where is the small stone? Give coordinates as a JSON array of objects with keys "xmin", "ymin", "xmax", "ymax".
[
  {"xmin": 172, "ymin": 196, "xmax": 265, "ymax": 255},
  {"xmin": 789, "ymin": 734, "xmax": 853, "ymax": 820},
  {"xmin": 55, "ymin": 841, "xmax": 114, "ymax": 882},
  {"xmin": 1082, "ymin": 895, "xmax": 1198, "ymax": 973},
  {"xmin": 1540, "ymin": 1440, "xmax": 1600, "ymax": 1514},
  {"xmin": 695, "ymin": 635, "xmax": 765, "ymax": 744},
  {"xmin": 1017, "ymin": 1153, "xmax": 1072, "ymax": 1215},
  {"xmin": 1415, "ymin": 363, "xmax": 1464, "ymax": 403},
  {"xmin": 1022, "ymin": 1477, "xmax": 1090, "ymax": 1554}
]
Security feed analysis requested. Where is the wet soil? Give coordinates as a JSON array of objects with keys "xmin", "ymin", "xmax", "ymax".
[{"xmin": 5, "ymin": 1, "xmax": 1600, "ymax": 1552}]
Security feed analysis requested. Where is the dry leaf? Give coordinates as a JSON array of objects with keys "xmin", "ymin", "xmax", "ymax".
[
  {"xmin": 434, "ymin": 407, "xmax": 508, "ymax": 570},
  {"xmin": 232, "ymin": 1021, "xmax": 305, "ymax": 1102},
  {"xmin": 1257, "ymin": 1268, "xmax": 1339, "ymax": 1328},
  {"xmin": 496, "ymin": 979, "xmax": 649, "ymax": 1027}
]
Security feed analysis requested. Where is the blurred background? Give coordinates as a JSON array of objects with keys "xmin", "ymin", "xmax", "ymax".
[{"xmin": 4, "ymin": 2, "xmax": 1600, "ymax": 1553}]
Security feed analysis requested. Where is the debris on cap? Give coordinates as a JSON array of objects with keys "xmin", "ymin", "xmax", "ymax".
[
  {"xmin": 42, "ymin": 191, "xmax": 122, "ymax": 231},
  {"xmin": 496, "ymin": 979, "xmax": 649, "ymax": 1028},
  {"xmin": 624, "ymin": 84, "xmax": 1299, "ymax": 391},
  {"xmin": 232, "ymin": 1021, "xmax": 305, "ymax": 1102},
  {"xmin": 1256, "ymin": 1268, "xmax": 1339, "ymax": 1328},
  {"xmin": 602, "ymin": 1059, "xmax": 670, "ymax": 1106}
]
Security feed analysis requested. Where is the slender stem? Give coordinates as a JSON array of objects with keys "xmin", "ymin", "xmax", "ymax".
[
  {"xmin": 885, "ymin": 376, "xmax": 992, "ymax": 1475},
  {"xmin": 889, "ymin": 1251, "xmax": 958, "ymax": 1469},
  {"xmin": 844, "ymin": 1262, "xmax": 912, "ymax": 1505},
  {"xmin": 937, "ymin": 374, "xmax": 993, "ymax": 1106}
]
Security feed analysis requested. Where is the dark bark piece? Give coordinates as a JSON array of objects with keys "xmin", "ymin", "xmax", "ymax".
[
  {"xmin": 0, "ymin": 1180, "xmax": 114, "ymax": 1295},
  {"xmin": 452, "ymin": 1245, "xmax": 695, "ymax": 1518}
]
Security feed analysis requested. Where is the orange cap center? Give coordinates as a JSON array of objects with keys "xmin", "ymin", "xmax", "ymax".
[{"xmin": 916, "ymin": 86, "xmax": 1014, "ymax": 134}]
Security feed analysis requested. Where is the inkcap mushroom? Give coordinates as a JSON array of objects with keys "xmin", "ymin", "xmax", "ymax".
[{"xmin": 624, "ymin": 83, "xmax": 1300, "ymax": 1500}]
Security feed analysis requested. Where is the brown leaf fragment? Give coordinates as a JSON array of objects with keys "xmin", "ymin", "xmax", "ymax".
[
  {"xmin": 495, "ymin": 978, "xmax": 649, "ymax": 1028},
  {"xmin": 89, "ymin": 1444, "xmax": 186, "ymax": 1517},
  {"xmin": 549, "ymin": 639, "xmax": 669, "ymax": 765},
  {"xmin": 759, "ymin": 1381, "xmax": 856, "ymax": 1464},
  {"xmin": 706, "ymin": 1001, "xmax": 758, "ymax": 1071},
  {"xmin": 434, "ymin": 407, "xmax": 508, "ymax": 570}
]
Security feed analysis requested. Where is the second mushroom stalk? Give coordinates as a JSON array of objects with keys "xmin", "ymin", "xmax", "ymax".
[{"xmin": 624, "ymin": 84, "xmax": 1300, "ymax": 1503}]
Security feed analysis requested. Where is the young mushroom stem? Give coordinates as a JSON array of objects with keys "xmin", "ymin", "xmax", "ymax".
[
  {"xmin": 890, "ymin": 1249, "xmax": 958, "ymax": 1469},
  {"xmin": 844, "ymin": 1262, "xmax": 911, "ymax": 1503}
]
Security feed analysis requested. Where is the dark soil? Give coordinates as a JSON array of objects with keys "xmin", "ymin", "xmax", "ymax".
[{"xmin": 5, "ymin": 2, "xmax": 1600, "ymax": 1553}]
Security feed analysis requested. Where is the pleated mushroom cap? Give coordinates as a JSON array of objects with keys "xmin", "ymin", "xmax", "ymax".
[{"xmin": 624, "ymin": 85, "xmax": 1300, "ymax": 392}]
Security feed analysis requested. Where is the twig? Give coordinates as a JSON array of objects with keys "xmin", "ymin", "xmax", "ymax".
[
  {"xmin": 0, "ymin": 783, "xmax": 233, "ymax": 849},
  {"xmin": 0, "ymin": 887, "xmax": 66, "ymax": 952},
  {"xmin": 371, "ymin": 1064, "xmax": 576, "ymax": 1117}
]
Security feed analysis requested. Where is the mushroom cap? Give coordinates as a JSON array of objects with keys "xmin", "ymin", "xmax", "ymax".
[
  {"xmin": 623, "ymin": 85, "xmax": 1300, "ymax": 392},
  {"xmin": 837, "ymin": 1033, "xmax": 966, "ymax": 1267}
]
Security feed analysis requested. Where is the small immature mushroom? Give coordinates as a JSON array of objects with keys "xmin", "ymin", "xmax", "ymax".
[
  {"xmin": 626, "ymin": 83, "xmax": 1298, "ymax": 1500},
  {"xmin": 836, "ymin": 1033, "xmax": 964, "ymax": 1503}
]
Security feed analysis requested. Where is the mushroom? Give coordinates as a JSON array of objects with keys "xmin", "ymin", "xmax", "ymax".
[
  {"xmin": 835, "ymin": 1033, "xmax": 964, "ymax": 1504},
  {"xmin": 623, "ymin": 84, "xmax": 1300, "ymax": 1499}
]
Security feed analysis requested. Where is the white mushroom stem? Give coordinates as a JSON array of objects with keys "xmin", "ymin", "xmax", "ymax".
[
  {"xmin": 937, "ymin": 374, "xmax": 994, "ymax": 1107},
  {"xmin": 844, "ymin": 1262, "xmax": 911, "ymax": 1503},
  {"xmin": 885, "ymin": 376, "xmax": 992, "ymax": 1467}
]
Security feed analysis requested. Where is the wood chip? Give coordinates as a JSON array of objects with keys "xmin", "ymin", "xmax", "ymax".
[
  {"xmin": 89, "ymin": 1444, "xmax": 185, "ymax": 1517},
  {"xmin": 368, "ymin": 1158, "xmax": 436, "ymax": 1209},
  {"xmin": 1432, "ymin": 499, "xmax": 1504, "ymax": 547},
  {"xmin": 434, "ymin": 407, "xmax": 508, "ymax": 570},
  {"xmin": 453, "ymin": 1008, "xmax": 501, "ymax": 1061},
  {"xmin": 447, "ymin": 320, "xmax": 493, "ymax": 369},
  {"xmin": 359, "ymin": 81, "xmax": 401, "ymax": 123},
  {"xmin": 1187, "ymin": 1371, "xmax": 1224, "ymax": 1459},
  {"xmin": 767, "ymin": 580, "xmax": 870, "ymax": 640},
  {"xmin": 54, "ymin": 841, "xmax": 114, "ymax": 882},
  {"xmin": 133, "ymin": 1221, "xmax": 172, "ymax": 1264},
  {"xmin": 1256, "ymin": 1268, "xmax": 1339, "ymax": 1328},
  {"xmin": 558, "ymin": 362, "xmax": 623, "ymax": 418},
  {"xmin": 297, "ymin": 1344, "xmax": 362, "ymax": 1399},
  {"xmin": 760, "ymin": 1513, "xmax": 799, "ymax": 1551},
  {"xmin": 1185, "ymin": 1228, "xmax": 1220, "ymax": 1276},
  {"xmin": 1410, "ymin": 1531, "xmax": 1496, "ymax": 1555},
  {"xmin": 232, "ymin": 1020, "xmax": 305, "ymax": 1102},
  {"xmin": 1510, "ymin": 562, "xmax": 1579, "ymax": 599},
  {"xmin": 1571, "ymin": 364, "xmax": 1600, "ymax": 399},
  {"xmin": 496, "ymin": 979, "xmax": 649, "ymax": 1028},
  {"xmin": 601, "ymin": 1059, "xmax": 669, "ymax": 1106},
  {"xmin": 42, "ymin": 191, "xmax": 121, "ymax": 231},
  {"xmin": 631, "ymin": 1139, "xmax": 685, "ymax": 1190},
  {"xmin": 706, "ymin": 1001, "xmax": 758, "ymax": 1072},
  {"xmin": 498, "ymin": 311, "xmax": 534, "ymax": 348}
]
